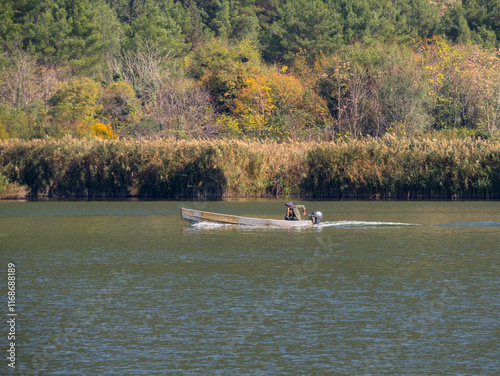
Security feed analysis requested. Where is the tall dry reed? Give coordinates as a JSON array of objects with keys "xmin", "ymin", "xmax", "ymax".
[{"xmin": 1, "ymin": 136, "xmax": 499, "ymax": 198}]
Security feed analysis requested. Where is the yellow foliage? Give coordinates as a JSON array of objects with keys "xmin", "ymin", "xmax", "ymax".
[
  {"xmin": 0, "ymin": 120, "xmax": 9, "ymax": 140},
  {"xmin": 50, "ymin": 77, "xmax": 104, "ymax": 132},
  {"xmin": 108, "ymin": 81, "xmax": 136, "ymax": 100},
  {"xmin": 225, "ymin": 65, "xmax": 329, "ymax": 137},
  {"xmin": 216, "ymin": 114, "xmax": 243, "ymax": 136},
  {"xmin": 90, "ymin": 123, "xmax": 117, "ymax": 139},
  {"xmin": 230, "ymin": 76, "xmax": 275, "ymax": 135},
  {"xmin": 103, "ymin": 81, "xmax": 142, "ymax": 126},
  {"xmin": 77, "ymin": 122, "xmax": 117, "ymax": 139},
  {"xmin": 421, "ymin": 36, "xmax": 500, "ymax": 131},
  {"xmin": 263, "ymin": 70, "xmax": 306, "ymax": 107}
]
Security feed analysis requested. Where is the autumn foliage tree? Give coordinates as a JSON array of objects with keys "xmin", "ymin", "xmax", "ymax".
[{"xmin": 421, "ymin": 36, "xmax": 500, "ymax": 134}]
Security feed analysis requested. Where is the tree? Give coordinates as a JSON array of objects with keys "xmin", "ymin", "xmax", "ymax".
[
  {"xmin": 0, "ymin": 0, "xmax": 21, "ymax": 50},
  {"xmin": 188, "ymin": 37, "xmax": 262, "ymax": 111},
  {"xmin": 49, "ymin": 77, "xmax": 103, "ymax": 132},
  {"xmin": 0, "ymin": 47, "xmax": 65, "ymax": 139},
  {"xmin": 115, "ymin": 38, "xmax": 174, "ymax": 106},
  {"xmin": 0, "ymin": 48, "xmax": 37, "ymax": 109},
  {"xmin": 462, "ymin": 0, "xmax": 500, "ymax": 47},
  {"xmin": 182, "ymin": 0, "xmax": 209, "ymax": 48},
  {"xmin": 261, "ymin": 0, "xmax": 343, "ymax": 63},
  {"xmin": 123, "ymin": 0, "xmax": 190, "ymax": 55},
  {"xmin": 228, "ymin": 0, "xmax": 261, "ymax": 41},
  {"xmin": 422, "ymin": 36, "xmax": 500, "ymax": 132},
  {"xmin": 152, "ymin": 77, "xmax": 217, "ymax": 137},
  {"xmin": 338, "ymin": 0, "xmax": 376, "ymax": 44},
  {"xmin": 93, "ymin": 1, "xmax": 124, "ymax": 77},
  {"xmin": 14, "ymin": 0, "xmax": 106, "ymax": 72},
  {"xmin": 388, "ymin": 0, "xmax": 441, "ymax": 40},
  {"xmin": 440, "ymin": 3, "xmax": 473, "ymax": 44},
  {"xmin": 102, "ymin": 81, "xmax": 142, "ymax": 129}
]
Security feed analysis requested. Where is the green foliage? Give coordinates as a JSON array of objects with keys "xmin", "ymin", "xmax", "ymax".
[
  {"xmin": 422, "ymin": 36, "xmax": 500, "ymax": 132},
  {"xmin": 185, "ymin": 0, "xmax": 260, "ymax": 40},
  {"xmin": 440, "ymin": 3, "xmax": 473, "ymax": 44},
  {"xmin": 371, "ymin": 46, "xmax": 433, "ymax": 135},
  {"xmin": 122, "ymin": 0, "xmax": 190, "ymax": 55},
  {"xmin": 261, "ymin": 0, "xmax": 343, "ymax": 63},
  {"xmin": 102, "ymin": 81, "xmax": 142, "ymax": 128},
  {"xmin": 386, "ymin": 0, "xmax": 441, "ymax": 40},
  {"xmin": 1, "ymin": 0, "xmax": 500, "ymax": 70},
  {"xmin": 460, "ymin": 0, "xmax": 500, "ymax": 47},
  {"xmin": 0, "ymin": 104, "xmax": 54, "ymax": 139},
  {"xmin": 19, "ymin": 0, "xmax": 105, "ymax": 72},
  {"xmin": 182, "ymin": 0, "xmax": 209, "ymax": 47},
  {"xmin": 315, "ymin": 44, "xmax": 432, "ymax": 137},
  {"xmin": 0, "ymin": 119, "xmax": 8, "ymax": 139},
  {"xmin": 49, "ymin": 77, "xmax": 103, "ymax": 131},
  {"xmin": 92, "ymin": 1, "xmax": 124, "ymax": 71},
  {"xmin": 0, "ymin": 1, "xmax": 21, "ymax": 49},
  {"xmin": 188, "ymin": 37, "xmax": 261, "ymax": 110}
]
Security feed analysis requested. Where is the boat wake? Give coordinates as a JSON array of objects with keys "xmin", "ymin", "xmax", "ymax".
[
  {"xmin": 192, "ymin": 222, "xmax": 234, "ymax": 228},
  {"xmin": 188, "ymin": 220, "xmax": 419, "ymax": 229},
  {"xmin": 318, "ymin": 221, "xmax": 418, "ymax": 228},
  {"xmin": 189, "ymin": 220, "xmax": 499, "ymax": 230}
]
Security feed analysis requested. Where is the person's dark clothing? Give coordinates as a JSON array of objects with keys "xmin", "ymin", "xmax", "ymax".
[{"xmin": 285, "ymin": 204, "xmax": 306, "ymax": 221}]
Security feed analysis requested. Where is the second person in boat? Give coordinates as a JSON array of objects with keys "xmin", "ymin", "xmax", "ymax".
[{"xmin": 285, "ymin": 201, "xmax": 306, "ymax": 221}]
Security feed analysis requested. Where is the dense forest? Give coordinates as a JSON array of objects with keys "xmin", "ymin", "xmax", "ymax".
[
  {"xmin": 0, "ymin": 0, "xmax": 499, "ymax": 141},
  {"xmin": 1, "ymin": 0, "xmax": 500, "ymax": 199}
]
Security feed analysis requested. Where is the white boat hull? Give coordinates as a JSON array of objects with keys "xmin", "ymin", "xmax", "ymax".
[{"xmin": 181, "ymin": 208, "xmax": 313, "ymax": 228}]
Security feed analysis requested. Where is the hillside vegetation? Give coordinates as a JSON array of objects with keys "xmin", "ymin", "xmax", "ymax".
[
  {"xmin": 1, "ymin": 1, "xmax": 500, "ymax": 198},
  {"xmin": 0, "ymin": 0, "xmax": 499, "ymax": 141}
]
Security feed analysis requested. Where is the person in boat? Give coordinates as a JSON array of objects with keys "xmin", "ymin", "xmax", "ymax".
[{"xmin": 285, "ymin": 201, "xmax": 306, "ymax": 221}]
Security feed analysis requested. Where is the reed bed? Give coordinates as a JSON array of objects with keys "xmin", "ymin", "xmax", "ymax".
[
  {"xmin": 1, "ymin": 136, "xmax": 499, "ymax": 198},
  {"xmin": 306, "ymin": 135, "xmax": 500, "ymax": 198}
]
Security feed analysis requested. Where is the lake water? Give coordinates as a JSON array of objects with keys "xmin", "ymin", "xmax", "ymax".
[{"xmin": 0, "ymin": 200, "xmax": 499, "ymax": 375}]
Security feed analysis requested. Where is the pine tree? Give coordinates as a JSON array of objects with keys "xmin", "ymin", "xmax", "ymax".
[
  {"xmin": 122, "ymin": 0, "xmax": 190, "ymax": 55},
  {"xmin": 0, "ymin": 1, "xmax": 22, "ymax": 49},
  {"xmin": 14, "ymin": 0, "xmax": 105, "ymax": 72},
  {"xmin": 261, "ymin": 0, "xmax": 343, "ymax": 63}
]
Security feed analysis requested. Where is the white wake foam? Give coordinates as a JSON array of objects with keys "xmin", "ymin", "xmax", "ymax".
[
  {"xmin": 319, "ymin": 221, "xmax": 418, "ymax": 228},
  {"xmin": 192, "ymin": 221, "xmax": 234, "ymax": 228}
]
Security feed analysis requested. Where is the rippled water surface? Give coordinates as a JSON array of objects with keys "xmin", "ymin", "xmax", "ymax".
[{"xmin": 1, "ymin": 200, "xmax": 499, "ymax": 375}]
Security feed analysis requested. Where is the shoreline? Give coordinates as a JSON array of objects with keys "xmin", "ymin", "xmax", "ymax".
[{"xmin": 1, "ymin": 136, "xmax": 500, "ymax": 200}]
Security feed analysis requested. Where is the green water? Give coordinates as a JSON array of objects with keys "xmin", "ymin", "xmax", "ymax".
[{"xmin": 0, "ymin": 200, "xmax": 499, "ymax": 375}]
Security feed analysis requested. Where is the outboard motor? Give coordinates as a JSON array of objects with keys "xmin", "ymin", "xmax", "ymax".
[{"xmin": 310, "ymin": 211, "xmax": 323, "ymax": 224}]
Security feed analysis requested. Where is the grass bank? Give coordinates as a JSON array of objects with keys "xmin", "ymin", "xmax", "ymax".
[{"xmin": 1, "ymin": 136, "xmax": 499, "ymax": 199}]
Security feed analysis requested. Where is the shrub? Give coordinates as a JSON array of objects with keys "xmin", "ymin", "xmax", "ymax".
[
  {"xmin": 102, "ymin": 81, "xmax": 142, "ymax": 128},
  {"xmin": 421, "ymin": 36, "xmax": 500, "ymax": 133},
  {"xmin": 188, "ymin": 38, "xmax": 262, "ymax": 111},
  {"xmin": 49, "ymin": 77, "xmax": 103, "ymax": 133},
  {"xmin": 0, "ymin": 171, "xmax": 27, "ymax": 199}
]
